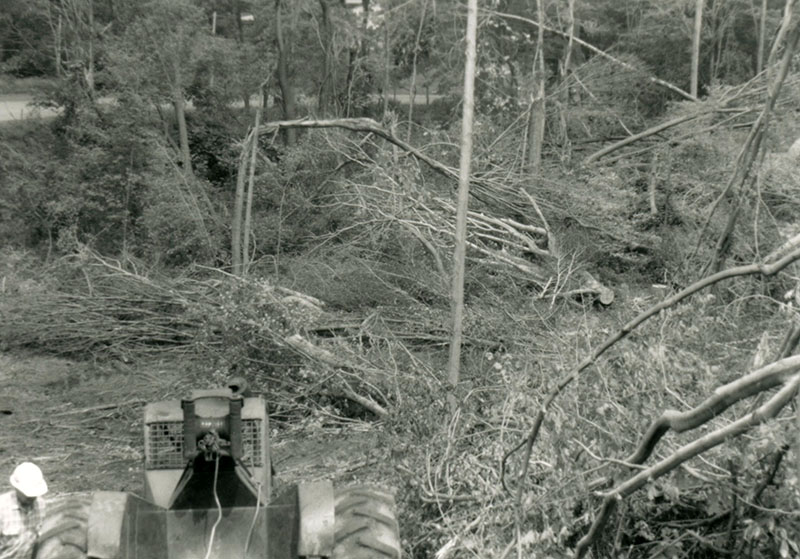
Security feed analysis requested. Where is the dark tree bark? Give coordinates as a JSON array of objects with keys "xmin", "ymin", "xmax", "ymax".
[
  {"xmin": 235, "ymin": 0, "xmax": 244, "ymax": 43},
  {"xmin": 691, "ymin": 0, "xmax": 703, "ymax": 97},
  {"xmin": 275, "ymin": 0, "xmax": 297, "ymax": 145},
  {"xmin": 757, "ymin": 0, "xmax": 768, "ymax": 74},
  {"xmin": 318, "ymin": 0, "xmax": 336, "ymax": 116},
  {"xmin": 525, "ymin": 0, "xmax": 546, "ymax": 176}
]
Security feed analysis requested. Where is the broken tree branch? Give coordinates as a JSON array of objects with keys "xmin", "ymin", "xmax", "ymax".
[
  {"xmin": 260, "ymin": 117, "xmax": 459, "ymax": 182},
  {"xmin": 283, "ymin": 333, "xmax": 389, "ymax": 418},
  {"xmin": 585, "ymin": 113, "xmax": 699, "ymax": 164},
  {"xmin": 625, "ymin": 354, "xmax": 800, "ymax": 465},
  {"xmin": 486, "ymin": 9, "xmax": 697, "ymax": 102},
  {"xmin": 259, "ymin": 117, "xmax": 551, "ymax": 218}
]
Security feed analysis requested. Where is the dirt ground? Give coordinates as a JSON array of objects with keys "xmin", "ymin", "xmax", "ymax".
[{"xmin": 0, "ymin": 351, "xmax": 391, "ymax": 500}]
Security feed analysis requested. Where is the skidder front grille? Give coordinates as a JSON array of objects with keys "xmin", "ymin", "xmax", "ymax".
[
  {"xmin": 241, "ymin": 419, "xmax": 263, "ymax": 467},
  {"xmin": 146, "ymin": 419, "xmax": 264, "ymax": 469},
  {"xmin": 146, "ymin": 421, "xmax": 184, "ymax": 469}
]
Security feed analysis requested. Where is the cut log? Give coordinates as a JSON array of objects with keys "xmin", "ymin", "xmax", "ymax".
[{"xmin": 561, "ymin": 271, "xmax": 615, "ymax": 305}]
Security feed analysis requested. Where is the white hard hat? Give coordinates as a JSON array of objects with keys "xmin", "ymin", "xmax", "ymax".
[{"xmin": 10, "ymin": 462, "xmax": 48, "ymax": 498}]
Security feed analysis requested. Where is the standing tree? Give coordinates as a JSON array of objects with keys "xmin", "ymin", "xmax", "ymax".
[
  {"xmin": 525, "ymin": 0, "xmax": 547, "ymax": 176},
  {"xmin": 318, "ymin": 0, "xmax": 337, "ymax": 116},
  {"xmin": 708, "ymin": 0, "xmax": 799, "ymax": 274},
  {"xmin": 343, "ymin": 0, "xmax": 371, "ymax": 116},
  {"xmin": 756, "ymin": 0, "xmax": 768, "ymax": 75},
  {"xmin": 406, "ymin": 0, "xmax": 430, "ymax": 141},
  {"xmin": 275, "ymin": 0, "xmax": 297, "ymax": 145},
  {"xmin": 447, "ymin": 0, "xmax": 478, "ymax": 408},
  {"xmin": 690, "ymin": 0, "xmax": 703, "ymax": 97},
  {"xmin": 110, "ymin": 0, "xmax": 210, "ymax": 176},
  {"xmin": 557, "ymin": 0, "xmax": 577, "ymax": 152}
]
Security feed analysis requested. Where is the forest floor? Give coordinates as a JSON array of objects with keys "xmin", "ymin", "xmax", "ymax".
[{"xmin": 0, "ymin": 350, "xmax": 395, "ymax": 500}]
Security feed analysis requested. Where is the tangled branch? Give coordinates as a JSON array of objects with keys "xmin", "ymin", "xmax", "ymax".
[
  {"xmin": 502, "ymin": 234, "xmax": 800, "ymax": 500},
  {"xmin": 574, "ymin": 372, "xmax": 800, "ymax": 558}
]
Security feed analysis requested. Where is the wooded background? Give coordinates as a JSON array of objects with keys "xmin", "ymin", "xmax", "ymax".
[{"xmin": 2, "ymin": 1, "xmax": 800, "ymax": 557}]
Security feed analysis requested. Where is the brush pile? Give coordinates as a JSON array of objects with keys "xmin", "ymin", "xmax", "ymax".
[
  {"xmin": 1, "ymin": 248, "xmax": 213, "ymax": 359},
  {"xmin": 0, "ymin": 246, "xmax": 417, "ymax": 419}
]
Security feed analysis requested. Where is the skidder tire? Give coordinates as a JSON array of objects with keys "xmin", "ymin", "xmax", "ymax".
[
  {"xmin": 35, "ymin": 495, "xmax": 91, "ymax": 559},
  {"xmin": 333, "ymin": 485, "xmax": 401, "ymax": 559}
]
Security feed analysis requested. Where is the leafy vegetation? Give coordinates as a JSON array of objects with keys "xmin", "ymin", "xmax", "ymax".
[{"xmin": 2, "ymin": 0, "xmax": 800, "ymax": 558}]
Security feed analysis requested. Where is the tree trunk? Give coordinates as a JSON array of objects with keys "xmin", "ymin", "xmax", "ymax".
[
  {"xmin": 231, "ymin": 144, "xmax": 247, "ymax": 276},
  {"xmin": 526, "ymin": 0, "xmax": 546, "ymax": 176},
  {"xmin": 56, "ymin": 13, "xmax": 63, "ymax": 77},
  {"xmin": 173, "ymin": 83, "xmax": 193, "ymax": 175},
  {"xmin": 85, "ymin": 0, "xmax": 94, "ymax": 93},
  {"xmin": 275, "ymin": 0, "xmax": 297, "ymax": 146},
  {"xmin": 757, "ymin": 0, "xmax": 768, "ymax": 74},
  {"xmin": 691, "ymin": 0, "xmax": 703, "ymax": 97},
  {"xmin": 406, "ymin": 0, "xmax": 429, "ymax": 141},
  {"xmin": 343, "ymin": 0, "xmax": 371, "ymax": 117},
  {"xmin": 235, "ymin": 0, "xmax": 244, "ymax": 43},
  {"xmin": 243, "ymin": 110, "xmax": 261, "ymax": 273},
  {"xmin": 709, "ymin": 5, "xmax": 799, "ymax": 274},
  {"xmin": 447, "ymin": 0, "xmax": 478, "ymax": 408},
  {"xmin": 382, "ymin": 18, "xmax": 391, "ymax": 117},
  {"xmin": 318, "ymin": 0, "xmax": 335, "ymax": 116},
  {"xmin": 361, "ymin": 0, "xmax": 370, "ymax": 50},
  {"xmin": 557, "ymin": 0, "xmax": 576, "ymax": 152},
  {"xmin": 561, "ymin": 0, "xmax": 575, "ymax": 92},
  {"xmin": 210, "ymin": 11, "xmax": 217, "ymax": 89},
  {"xmin": 344, "ymin": 47, "xmax": 357, "ymax": 117}
]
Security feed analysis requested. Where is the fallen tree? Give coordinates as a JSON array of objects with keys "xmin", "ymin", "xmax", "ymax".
[
  {"xmin": 0, "ymin": 247, "xmax": 395, "ymax": 419},
  {"xmin": 235, "ymin": 117, "xmax": 615, "ymax": 302}
]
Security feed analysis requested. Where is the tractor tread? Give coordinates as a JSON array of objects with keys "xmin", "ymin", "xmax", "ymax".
[
  {"xmin": 334, "ymin": 517, "xmax": 371, "ymax": 541},
  {"xmin": 354, "ymin": 534, "xmax": 404, "ymax": 557},
  {"xmin": 333, "ymin": 486, "xmax": 401, "ymax": 559},
  {"xmin": 336, "ymin": 486, "xmax": 395, "ymax": 504},
  {"xmin": 353, "ymin": 508, "xmax": 399, "ymax": 530},
  {"xmin": 35, "ymin": 496, "xmax": 90, "ymax": 559}
]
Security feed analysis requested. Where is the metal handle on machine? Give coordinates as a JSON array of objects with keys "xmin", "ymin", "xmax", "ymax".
[
  {"xmin": 182, "ymin": 399, "xmax": 198, "ymax": 460},
  {"xmin": 228, "ymin": 397, "xmax": 243, "ymax": 460}
]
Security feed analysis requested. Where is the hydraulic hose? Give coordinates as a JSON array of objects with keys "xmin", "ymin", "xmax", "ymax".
[{"xmin": 202, "ymin": 454, "xmax": 222, "ymax": 559}]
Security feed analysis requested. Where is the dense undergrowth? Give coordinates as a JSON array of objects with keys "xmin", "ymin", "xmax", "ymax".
[
  {"xmin": 3, "ymin": 68, "xmax": 800, "ymax": 558},
  {"xmin": 2, "ymin": 241, "xmax": 799, "ymax": 558}
]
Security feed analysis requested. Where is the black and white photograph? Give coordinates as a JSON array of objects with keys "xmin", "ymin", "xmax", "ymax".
[{"xmin": 1, "ymin": 0, "xmax": 800, "ymax": 557}]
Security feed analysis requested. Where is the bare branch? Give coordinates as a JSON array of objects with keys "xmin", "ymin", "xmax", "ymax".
[
  {"xmin": 585, "ymin": 113, "xmax": 700, "ymax": 164},
  {"xmin": 486, "ymin": 9, "xmax": 697, "ymax": 102},
  {"xmin": 260, "ymin": 117, "xmax": 460, "ymax": 181},
  {"xmin": 626, "ymin": 355, "xmax": 800, "ymax": 465},
  {"xmin": 502, "ymin": 238, "xmax": 800, "ymax": 492},
  {"xmin": 574, "ymin": 373, "xmax": 800, "ymax": 558}
]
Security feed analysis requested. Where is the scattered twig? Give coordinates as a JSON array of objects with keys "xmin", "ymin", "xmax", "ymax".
[
  {"xmin": 502, "ymin": 237, "xmax": 800, "ymax": 500},
  {"xmin": 51, "ymin": 399, "xmax": 146, "ymax": 417},
  {"xmin": 573, "ymin": 373, "xmax": 800, "ymax": 558}
]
